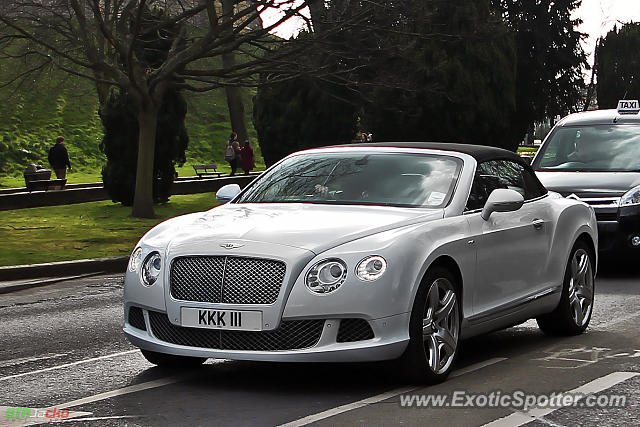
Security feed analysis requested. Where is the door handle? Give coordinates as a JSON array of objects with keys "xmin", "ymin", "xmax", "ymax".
[{"xmin": 532, "ymin": 219, "xmax": 544, "ymax": 230}]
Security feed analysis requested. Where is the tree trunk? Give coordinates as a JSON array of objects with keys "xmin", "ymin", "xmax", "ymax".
[
  {"xmin": 249, "ymin": 1, "xmax": 265, "ymax": 30},
  {"xmin": 222, "ymin": 0, "xmax": 248, "ymax": 143},
  {"xmin": 584, "ymin": 39, "xmax": 599, "ymax": 112},
  {"xmin": 132, "ymin": 107, "xmax": 158, "ymax": 218},
  {"xmin": 222, "ymin": 61, "xmax": 248, "ymax": 142},
  {"xmin": 308, "ymin": 0, "xmax": 327, "ymax": 32}
]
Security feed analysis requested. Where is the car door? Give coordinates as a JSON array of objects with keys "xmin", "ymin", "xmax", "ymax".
[{"xmin": 465, "ymin": 160, "xmax": 553, "ymax": 317}]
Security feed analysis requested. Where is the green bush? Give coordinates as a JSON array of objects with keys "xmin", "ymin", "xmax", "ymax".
[
  {"xmin": 100, "ymin": 89, "xmax": 189, "ymax": 205},
  {"xmin": 253, "ymin": 78, "xmax": 358, "ymax": 166}
]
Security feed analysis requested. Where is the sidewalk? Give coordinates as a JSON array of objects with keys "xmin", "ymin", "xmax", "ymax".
[{"xmin": 0, "ymin": 256, "xmax": 128, "ymax": 294}]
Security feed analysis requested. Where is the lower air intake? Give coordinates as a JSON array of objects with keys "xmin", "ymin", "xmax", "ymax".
[
  {"xmin": 128, "ymin": 306, "xmax": 146, "ymax": 331},
  {"xmin": 148, "ymin": 311, "xmax": 324, "ymax": 351},
  {"xmin": 336, "ymin": 318, "xmax": 374, "ymax": 342}
]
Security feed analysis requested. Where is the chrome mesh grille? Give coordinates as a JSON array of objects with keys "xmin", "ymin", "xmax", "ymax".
[
  {"xmin": 170, "ymin": 256, "xmax": 286, "ymax": 304},
  {"xmin": 223, "ymin": 257, "xmax": 284, "ymax": 304},
  {"xmin": 148, "ymin": 311, "xmax": 324, "ymax": 351},
  {"xmin": 336, "ymin": 319, "xmax": 374, "ymax": 342},
  {"xmin": 170, "ymin": 256, "xmax": 224, "ymax": 303}
]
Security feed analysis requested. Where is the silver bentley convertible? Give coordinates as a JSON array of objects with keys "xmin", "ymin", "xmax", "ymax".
[{"xmin": 123, "ymin": 142, "xmax": 597, "ymax": 383}]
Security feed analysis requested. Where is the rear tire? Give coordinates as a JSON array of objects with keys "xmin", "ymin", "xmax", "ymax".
[
  {"xmin": 537, "ymin": 240, "xmax": 595, "ymax": 336},
  {"xmin": 141, "ymin": 349, "xmax": 207, "ymax": 368},
  {"xmin": 398, "ymin": 267, "xmax": 461, "ymax": 384}
]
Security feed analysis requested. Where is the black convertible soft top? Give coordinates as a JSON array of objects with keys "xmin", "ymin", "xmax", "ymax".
[{"xmin": 331, "ymin": 142, "xmax": 525, "ymax": 165}]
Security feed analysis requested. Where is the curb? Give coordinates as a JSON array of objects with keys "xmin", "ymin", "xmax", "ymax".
[
  {"xmin": 0, "ymin": 272, "xmax": 111, "ymax": 295},
  {"xmin": 0, "ymin": 256, "xmax": 129, "ymax": 282}
]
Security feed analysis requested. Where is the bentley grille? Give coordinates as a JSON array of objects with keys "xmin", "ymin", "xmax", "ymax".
[
  {"xmin": 148, "ymin": 311, "xmax": 324, "ymax": 351},
  {"xmin": 170, "ymin": 256, "xmax": 286, "ymax": 304}
]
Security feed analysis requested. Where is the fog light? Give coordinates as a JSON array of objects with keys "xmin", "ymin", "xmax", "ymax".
[{"xmin": 631, "ymin": 236, "xmax": 640, "ymax": 247}]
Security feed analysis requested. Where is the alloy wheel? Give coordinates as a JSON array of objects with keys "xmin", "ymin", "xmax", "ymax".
[
  {"xmin": 568, "ymin": 248, "xmax": 594, "ymax": 327},
  {"xmin": 422, "ymin": 278, "xmax": 459, "ymax": 375}
]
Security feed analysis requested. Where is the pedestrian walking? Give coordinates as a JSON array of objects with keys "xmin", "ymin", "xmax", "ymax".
[
  {"xmin": 47, "ymin": 136, "xmax": 72, "ymax": 179},
  {"xmin": 224, "ymin": 132, "xmax": 241, "ymax": 175},
  {"xmin": 240, "ymin": 140, "xmax": 255, "ymax": 175}
]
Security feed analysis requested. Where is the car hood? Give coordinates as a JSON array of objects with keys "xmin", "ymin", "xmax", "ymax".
[
  {"xmin": 535, "ymin": 171, "xmax": 640, "ymax": 198},
  {"xmin": 143, "ymin": 203, "xmax": 443, "ymax": 255}
]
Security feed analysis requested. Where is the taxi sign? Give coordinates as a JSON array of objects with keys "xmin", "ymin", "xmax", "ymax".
[{"xmin": 617, "ymin": 100, "xmax": 640, "ymax": 114}]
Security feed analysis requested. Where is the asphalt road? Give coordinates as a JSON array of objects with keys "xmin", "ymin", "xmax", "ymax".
[{"xmin": 0, "ymin": 263, "xmax": 639, "ymax": 427}]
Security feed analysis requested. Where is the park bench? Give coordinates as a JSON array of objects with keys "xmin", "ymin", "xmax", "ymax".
[
  {"xmin": 193, "ymin": 164, "xmax": 223, "ymax": 178},
  {"xmin": 26, "ymin": 179, "xmax": 67, "ymax": 192}
]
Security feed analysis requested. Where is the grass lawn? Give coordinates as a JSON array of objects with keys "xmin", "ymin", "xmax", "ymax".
[
  {"xmin": 0, "ymin": 193, "xmax": 218, "ymax": 267},
  {"xmin": 517, "ymin": 146, "xmax": 539, "ymax": 154}
]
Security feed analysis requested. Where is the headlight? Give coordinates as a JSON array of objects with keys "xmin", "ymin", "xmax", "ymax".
[
  {"xmin": 141, "ymin": 252, "xmax": 162, "ymax": 286},
  {"xmin": 305, "ymin": 259, "xmax": 347, "ymax": 294},
  {"xmin": 356, "ymin": 255, "xmax": 387, "ymax": 281},
  {"xmin": 128, "ymin": 247, "xmax": 143, "ymax": 272},
  {"xmin": 620, "ymin": 185, "xmax": 640, "ymax": 207}
]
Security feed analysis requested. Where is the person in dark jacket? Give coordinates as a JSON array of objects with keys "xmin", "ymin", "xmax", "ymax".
[
  {"xmin": 48, "ymin": 137, "xmax": 72, "ymax": 179},
  {"xmin": 240, "ymin": 140, "xmax": 255, "ymax": 175}
]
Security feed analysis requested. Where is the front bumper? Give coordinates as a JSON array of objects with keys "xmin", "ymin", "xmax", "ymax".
[
  {"xmin": 124, "ymin": 236, "xmax": 419, "ymax": 363},
  {"xmin": 123, "ymin": 309, "xmax": 409, "ymax": 362},
  {"xmin": 597, "ymin": 204, "xmax": 640, "ymax": 252}
]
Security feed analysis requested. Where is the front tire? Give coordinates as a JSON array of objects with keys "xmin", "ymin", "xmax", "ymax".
[
  {"xmin": 537, "ymin": 240, "xmax": 595, "ymax": 336},
  {"xmin": 141, "ymin": 349, "xmax": 207, "ymax": 368},
  {"xmin": 399, "ymin": 267, "xmax": 461, "ymax": 384}
]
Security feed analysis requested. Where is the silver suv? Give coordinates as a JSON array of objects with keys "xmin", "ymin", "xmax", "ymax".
[{"xmin": 532, "ymin": 100, "xmax": 640, "ymax": 253}]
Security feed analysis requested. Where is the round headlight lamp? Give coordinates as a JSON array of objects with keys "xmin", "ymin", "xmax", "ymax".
[
  {"xmin": 141, "ymin": 252, "xmax": 162, "ymax": 286},
  {"xmin": 356, "ymin": 256, "xmax": 387, "ymax": 281},
  {"xmin": 128, "ymin": 247, "xmax": 143, "ymax": 272},
  {"xmin": 619, "ymin": 185, "xmax": 640, "ymax": 207},
  {"xmin": 306, "ymin": 259, "xmax": 347, "ymax": 294}
]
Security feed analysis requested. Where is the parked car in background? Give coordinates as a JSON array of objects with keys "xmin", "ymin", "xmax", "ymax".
[
  {"xmin": 532, "ymin": 100, "xmax": 640, "ymax": 254},
  {"xmin": 124, "ymin": 142, "xmax": 597, "ymax": 384}
]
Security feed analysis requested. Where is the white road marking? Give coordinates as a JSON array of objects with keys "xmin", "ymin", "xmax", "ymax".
[
  {"xmin": 0, "ymin": 350, "xmax": 138, "ymax": 382},
  {"xmin": 60, "ymin": 415, "xmax": 143, "ymax": 422},
  {"xmin": 449, "ymin": 357, "xmax": 508, "ymax": 378},
  {"xmin": 278, "ymin": 357, "xmax": 508, "ymax": 427},
  {"xmin": 56, "ymin": 374, "xmax": 193, "ymax": 409},
  {"xmin": 0, "ymin": 353, "xmax": 68, "ymax": 368},
  {"xmin": 46, "ymin": 360, "xmax": 225, "ymax": 411},
  {"xmin": 482, "ymin": 371, "xmax": 639, "ymax": 427}
]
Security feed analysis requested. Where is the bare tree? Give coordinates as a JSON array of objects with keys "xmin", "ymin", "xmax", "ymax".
[{"xmin": 0, "ymin": 0, "xmax": 350, "ymax": 217}]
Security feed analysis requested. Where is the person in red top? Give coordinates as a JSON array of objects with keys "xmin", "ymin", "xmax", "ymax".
[{"xmin": 240, "ymin": 139, "xmax": 255, "ymax": 175}]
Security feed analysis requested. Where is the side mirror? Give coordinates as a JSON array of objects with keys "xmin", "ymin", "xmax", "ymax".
[
  {"xmin": 481, "ymin": 189, "xmax": 524, "ymax": 220},
  {"xmin": 216, "ymin": 184, "xmax": 241, "ymax": 204}
]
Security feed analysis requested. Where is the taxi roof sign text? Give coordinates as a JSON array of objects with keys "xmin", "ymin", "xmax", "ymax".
[{"xmin": 617, "ymin": 100, "xmax": 640, "ymax": 114}]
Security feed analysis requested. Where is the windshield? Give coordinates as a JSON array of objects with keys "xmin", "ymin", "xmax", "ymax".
[
  {"xmin": 534, "ymin": 125, "xmax": 640, "ymax": 172},
  {"xmin": 236, "ymin": 152, "xmax": 463, "ymax": 208}
]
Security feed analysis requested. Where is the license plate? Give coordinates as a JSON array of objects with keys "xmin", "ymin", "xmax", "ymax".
[{"xmin": 181, "ymin": 307, "xmax": 262, "ymax": 331}]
